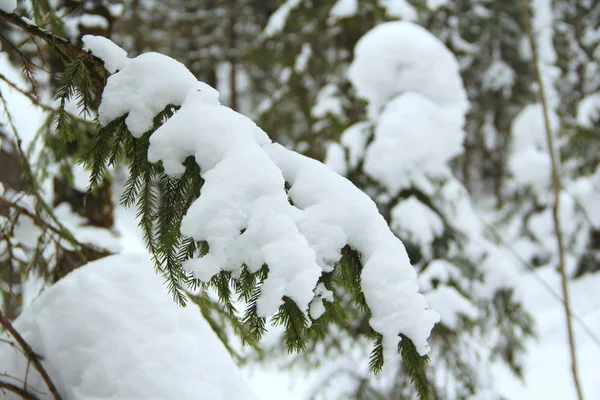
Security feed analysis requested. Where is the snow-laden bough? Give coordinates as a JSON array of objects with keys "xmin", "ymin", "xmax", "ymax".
[{"xmin": 83, "ymin": 35, "xmax": 440, "ymax": 362}]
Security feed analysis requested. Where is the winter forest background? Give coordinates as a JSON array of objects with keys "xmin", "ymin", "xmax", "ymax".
[{"xmin": 0, "ymin": 0, "xmax": 599, "ymax": 399}]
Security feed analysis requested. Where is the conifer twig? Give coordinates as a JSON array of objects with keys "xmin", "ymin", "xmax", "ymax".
[
  {"xmin": 0, "ymin": 9, "xmax": 103, "ymax": 65},
  {"xmin": 518, "ymin": 1, "xmax": 584, "ymax": 399},
  {"xmin": 0, "ymin": 380, "xmax": 41, "ymax": 400},
  {"xmin": 0, "ymin": 310, "xmax": 63, "ymax": 400}
]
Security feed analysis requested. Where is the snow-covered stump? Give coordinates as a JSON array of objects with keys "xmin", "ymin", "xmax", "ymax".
[{"xmin": 79, "ymin": 34, "xmax": 439, "ymax": 384}]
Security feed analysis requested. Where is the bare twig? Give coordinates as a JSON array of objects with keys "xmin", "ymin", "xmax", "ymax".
[
  {"xmin": 519, "ymin": 1, "xmax": 584, "ymax": 399},
  {"xmin": 0, "ymin": 380, "xmax": 41, "ymax": 400},
  {"xmin": 0, "ymin": 10, "xmax": 72, "ymax": 52},
  {"xmin": 0, "ymin": 10, "xmax": 105, "ymax": 68},
  {"xmin": 0, "ymin": 373, "xmax": 46, "ymax": 396},
  {"xmin": 0, "ymin": 309, "xmax": 63, "ymax": 400}
]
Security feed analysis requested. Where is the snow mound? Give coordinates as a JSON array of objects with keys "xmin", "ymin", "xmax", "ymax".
[{"xmin": 0, "ymin": 253, "xmax": 257, "ymax": 400}]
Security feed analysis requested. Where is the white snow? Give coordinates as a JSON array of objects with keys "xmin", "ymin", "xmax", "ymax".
[
  {"xmin": 569, "ymin": 169, "xmax": 600, "ymax": 228},
  {"xmin": 263, "ymin": 0, "xmax": 301, "ymax": 38},
  {"xmin": 309, "ymin": 282, "xmax": 334, "ymax": 319},
  {"xmin": 65, "ymin": 14, "xmax": 109, "ymax": 40},
  {"xmin": 82, "ymin": 35, "xmax": 129, "ymax": 74},
  {"xmin": 391, "ymin": 196, "xmax": 444, "ymax": 259},
  {"xmin": 347, "ymin": 22, "xmax": 468, "ymax": 192},
  {"xmin": 148, "ymin": 89, "xmax": 322, "ymax": 317},
  {"xmin": 0, "ymin": 53, "xmax": 48, "ymax": 144},
  {"xmin": 418, "ymin": 259, "xmax": 463, "ymax": 291},
  {"xmin": 84, "ymin": 37, "xmax": 205, "ymax": 138},
  {"xmin": 294, "ymin": 43, "xmax": 312, "ymax": 72},
  {"xmin": 324, "ymin": 142, "xmax": 347, "ymax": 175},
  {"xmin": 53, "ymin": 203, "xmax": 122, "ymax": 253},
  {"xmin": 576, "ymin": 92, "xmax": 600, "ymax": 128},
  {"xmin": 87, "ymin": 35, "xmax": 439, "ymax": 363},
  {"xmin": 363, "ymin": 92, "xmax": 465, "ymax": 192},
  {"xmin": 531, "ymin": 0, "xmax": 559, "ymax": 110},
  {"xmin": 265, "ymin": 143, "xmax": 440, "ymax": 358},
  {"xmin": 380, "ymin": 0, "xmax": 417, "ymax": 21},
  {"xmin": 339, "ymin": 121, "xmax": 371, "ymax": 169},
  {"xmin": 426, "ymin": 285, "xmax": 478, "ymax": 329},
  {"xmin": 348, "ymin": 21, "xmax": 468, "ymax": 118},
  {"xmin": 483, "ymin": 59, "xmax": 516, "ymax": 98},
  {"xmin": 0, "ymin": 0, "xmax": 16, "ymax": 13},
  {"xmin": 311, "ymin": 84, "xmax": 344, "ymax": 119},
  {"xmin": 493, "ymin": 269, "xmax": 600, "ymax": 400},
  {"xmin": 329, "ymin": 0, "xmax": 358, "ymax": 23},
  {"xmin": 508, "ymin": 104, "xmax": 558, "ymax": 190},
  {"xmin": 427, "ymin": 0, "xmax": 449, "ymax": 10},
  {"xmin": 0, "ymin": 253, "xmax": 257, "ymax": 400}
]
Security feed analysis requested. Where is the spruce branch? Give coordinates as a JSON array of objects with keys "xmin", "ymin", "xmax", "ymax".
[
  {"xmin": 519, "ymin": 2, "xmax": 584, "ymax": 399},
  {"xmin": 399, "ymin": 334, "xmax": 432, "ymax": 400},
  {"xmin": 272, "ymin": 297, "xmax": 310, "ymax": 353}
]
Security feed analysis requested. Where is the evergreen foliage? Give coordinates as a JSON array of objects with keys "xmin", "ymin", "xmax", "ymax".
[{"xmin": 60, "ymin": 51, "xmax": 435, "ymax": 397}]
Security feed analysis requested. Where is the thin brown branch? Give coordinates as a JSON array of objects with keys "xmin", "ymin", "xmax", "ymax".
[
  {"xmin": 519, "ymin": 1, "xmax": 585, "ymax": 399},
  {"xmin": 0, "ymin": 10, "xmax": 70, "ymax": 48},
  {"xmin": 0, "ymin": 373, "xmax": 46, "ymax": 396},
  {"xmin": 0, "ymin": 10, "xmax": 104, "ymax": 65},
  {"xmin": 0, "ymin": 197, "xmax": 65, "ymax": 239},
  {"xmin": 0, "ymin": 309, "xmax": 62, "ymax": 400},
  {"xmin": 0, "ymin": 380, "xmax": 42, "ymax": 400}
]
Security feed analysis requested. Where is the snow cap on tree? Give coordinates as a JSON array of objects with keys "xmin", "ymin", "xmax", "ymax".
[{"xmin": 347, "ymin": 21, "xmax": 469, "ymax": 192}]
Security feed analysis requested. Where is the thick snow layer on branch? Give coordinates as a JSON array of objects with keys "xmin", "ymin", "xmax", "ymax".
[
  {"xmin": 82, "ymin": 35, "xmax": 128, "ymax": 73},
  {"xmin": 265, "ymin": 143, "xmax": 440, "ymax": 357},
  {"xmin": 0, "ymin": 0, "xmax": 16, "ymax": 13},
  {"xmin": 86, "ymin": 36, "xmax": 439, "ymax": 361},
  {"xmin": 348, "ymin": 21, "xmax": 468, "ymax": 118},
  {"xmin": 0, "ymin": 254, "xmax": 257, "ymax": 400},
  {"xmin": 85, "ymin": 35, "xmax": 203, "ymax": 138},
  {"xmin": 149, "ymin": 89, "xmax": 322, "ymax": 317}
]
